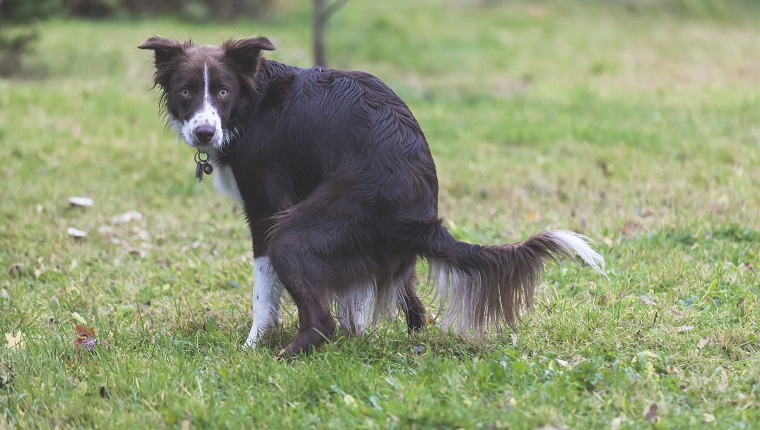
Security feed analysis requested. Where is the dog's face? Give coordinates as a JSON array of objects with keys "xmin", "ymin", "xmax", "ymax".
[{"xmin": 139, "ymin": 36, "xmax": 275, "ymax": 150}]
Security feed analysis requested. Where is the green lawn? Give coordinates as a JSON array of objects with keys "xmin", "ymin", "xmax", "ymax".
[{"xmin": 1, "ymin": 0, "xmax": 759, "ymax": 428}]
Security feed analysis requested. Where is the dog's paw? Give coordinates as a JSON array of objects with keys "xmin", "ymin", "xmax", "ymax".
[{"xmin": 242, "ymin": 338, "xmax": 258, "ymax": 350}]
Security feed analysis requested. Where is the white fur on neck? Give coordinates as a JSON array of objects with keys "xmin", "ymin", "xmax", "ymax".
[{"xmin": 207, "ymin": 149, "xmax": 243, "ymax": 205}]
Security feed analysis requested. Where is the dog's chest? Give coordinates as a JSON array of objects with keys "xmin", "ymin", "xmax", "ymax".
[{"xmin": 211, "ymin": 160, "xmax": 243, "ymax": 205}]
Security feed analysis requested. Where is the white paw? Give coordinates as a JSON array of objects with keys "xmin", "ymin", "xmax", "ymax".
[{"xmin": 242, "ymin": 337, "xmax": 258, "ymax": 350}]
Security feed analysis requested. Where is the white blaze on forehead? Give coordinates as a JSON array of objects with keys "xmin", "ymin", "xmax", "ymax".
[
  {"xmin": 203, "ymin": 62, "xmax": 210, "ymax": 100},
  {"xmin": 179, "ymin": 62, "xmax": 224, "ymax": 148}
]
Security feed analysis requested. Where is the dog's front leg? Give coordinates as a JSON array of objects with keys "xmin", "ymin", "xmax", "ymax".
[{"xmin": 243, "ymin": 256, "xmax": 283, "ymax": 348}]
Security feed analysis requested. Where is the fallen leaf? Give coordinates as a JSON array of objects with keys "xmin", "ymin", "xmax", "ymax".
[
  {"xmin": 0, "ymin": 362, "xmax": 13, "ymax": 388},
  {"xmin": 74, "ymin": 324, "xmax": 98, "ymax": 351},
  {"xmin": 622, "ymin": 219, "xmax": 645, "ymax": 238},
  {"xmin": 68, "ymin": 196, "xmax": 94, "ymax": 207},
  {"xmin": 526, "ymin": 211, "xmax": 541, "ymax": 222},
  {"xmin": 181, "ymin": 411, "xmax": 191, "ymax": 430},
  {"xmin": 638, "ymin": 295, "xmax": 653, "ymax": 305},
  {"xmin": 5, "ymin": 331, "xmax": 25, "ymax": 349},
  {"xmin": 343, "ymin": 394, "xmax": 357, "ymax": 407},
  {"xmin": 97, "ymin": 225, "xmax": 115, "ymax": 236},
  {"xmin": 111, "ymin": 210, "xmax": 143, "ymax": 225},
  {"xmin": 100, "ymin": 386, "xmax": 109, "ymax": 399},
  {"xmin": 131, "ymin": 227, "xmax": 150, "ymax": 242},
  {"xmin": 677, "ymin": 325, "xmax": 694, "ymax": 332},
  {"xmin": 67, "ymin": 227, "xmax": 87, "ymax": 239},
  {"xmin": 0, "ymin": 289, "xmax": 8, "ymax": 300},
  {"xmin": 644, "ymin": 402, "xmax": 658, "ymax": 422},
  {"xmin": 7, "ymin": 263, "xmax": 24, "ymax": 276},
  {"xmin": 610, "ymin": 416, "xmax": 624, "ymax": 430},
  {"xmin": 703, "ymin": 413, "xmax": 715, "ymax": 423},
  {"xmin": 697, "ymin": 336, "xmax": 710, "ymax": 348},
  {"xmin": 127, "ymin": 247, "xmax": 147, "ymax": 258}
]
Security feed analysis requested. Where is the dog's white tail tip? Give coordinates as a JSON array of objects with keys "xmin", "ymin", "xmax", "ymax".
[{"xmin": 548, "ymin": 230, "xmax": 607, "ymax": 278}]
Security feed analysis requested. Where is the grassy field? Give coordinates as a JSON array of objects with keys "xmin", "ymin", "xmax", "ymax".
[{"xmin": 1, "ymin": 0, "xmax": 759, "ymax": 428}]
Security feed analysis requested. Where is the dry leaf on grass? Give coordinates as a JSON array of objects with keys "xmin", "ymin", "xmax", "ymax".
[
  {"xmin": 67, "ymin": 227, "xmax": 87, "ymax": 239},
  {"xmin": 181, "ymin": 411, "xmax": 191, "ymax": 430},
  {"xmin": 7, "ymin": 263, "xmax": 24, "ymax": 276},
  {"xmin": 644, "ymin": 402, "xmax": 658, "ymax": 422},
  {"xmin": 68, "ymin": 196, "xmax": 94, "ymax": 207},
  {"xmin": 0, "ymin": 362, "xmax": 13, "ymax": 388},
  {"xmin": 622, "ymin": 219, "xmax": 645, "ymax": 238},
  {"xmin": 74, "ymin": 324, "xmax": 98, "ymax": 351},
  {"xmin": 5, "ymin": 331, "xmax": 25, "ymax": 349},
  {"xmin": 111, "ymin": 210, "xmax": 143, "ymax": 225},
  {"xmin": 697, "ymin": 336, "xmax": 710, "ymax": 348}
]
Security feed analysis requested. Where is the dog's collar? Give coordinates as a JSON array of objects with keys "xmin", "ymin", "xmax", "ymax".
[{"xmin": 194, "ymin": 150, "xmax": 213, "ymax": 183}]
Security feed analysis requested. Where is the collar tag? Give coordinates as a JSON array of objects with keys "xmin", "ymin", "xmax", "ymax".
[{"xmin": 194, "ymin": 151, "xmax": 213, "ymax": 183}]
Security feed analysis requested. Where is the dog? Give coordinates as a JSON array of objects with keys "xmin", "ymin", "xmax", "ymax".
[{"xmin": 139, "ymin": 36, "xmax": 605, "ymax": 357}]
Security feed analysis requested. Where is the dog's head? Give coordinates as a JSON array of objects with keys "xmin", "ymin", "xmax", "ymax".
[{"xmin": 139, "ymin": 36, "xmax": 275, "ymax": 150}]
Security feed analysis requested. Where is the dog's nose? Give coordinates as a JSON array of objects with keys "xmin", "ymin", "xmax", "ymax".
[{"xmin": 195, "ymin": 125, "xmax": 215, "ymax": 144}]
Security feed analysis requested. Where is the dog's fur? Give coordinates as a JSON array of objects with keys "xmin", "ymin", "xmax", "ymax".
[{"xmin": 139, "ymin": 36, "xmax": 605, "ymax": 357}]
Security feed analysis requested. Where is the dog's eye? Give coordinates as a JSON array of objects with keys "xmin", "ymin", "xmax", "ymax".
[
  {"xmin": 218, "ymin": 88, "xmax": 230, "ymax": 98},
  {"xmin": 179, "ymin": 88, "xmax": 191, "ymax": 98}
]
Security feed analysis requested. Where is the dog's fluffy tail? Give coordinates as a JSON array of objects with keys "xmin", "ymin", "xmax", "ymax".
[{"xmin": 409, "ymin": 221, "xmax": 605, "ymax": 336}]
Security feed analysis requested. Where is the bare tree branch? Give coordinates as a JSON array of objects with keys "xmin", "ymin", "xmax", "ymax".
[{"xmin": 313, "ymin": 0, "xmax": 350, "ymax": 67}]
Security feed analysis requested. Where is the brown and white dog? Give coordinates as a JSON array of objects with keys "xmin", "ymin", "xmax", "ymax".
[{"xmin": 139, "ymin": 36, "xmax": 605, "ymax": 358}]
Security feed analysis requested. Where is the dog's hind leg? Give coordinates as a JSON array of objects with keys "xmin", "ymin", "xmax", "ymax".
[
  {"xmin": 269, "ymin": 248, "xmax": 337, "ymax": 358},
  {"xmin": 397, "ymin": 260, "xmax": 426, "ymax": 333},
  {"xmin": 267, "ymin": 189, "xmax": 390, "ymax": 357},
  {"xmin": 243, "ymin": 256, "xmax": 283, "ymax": 349},
  {"xmin": 277, "ymin": 278, "xmax": 336, "ymax": 358},
  {"xmin": 266, "ymin": 226, "xmax": 343, "ymax": 357}
]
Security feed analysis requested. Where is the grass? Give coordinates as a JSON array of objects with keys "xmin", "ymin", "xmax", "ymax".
[{"xmin": 1, "ymin": 0, "xmax": 759, "ymax": 428}]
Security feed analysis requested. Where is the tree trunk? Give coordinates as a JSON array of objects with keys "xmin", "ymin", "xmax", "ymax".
[
  {"xmin": 313, "ymin": 0, "xmax": 326, "ymax": 67},
  {"xmin": 313, "ymin": 0, "xmax": 350, "ymax": 67}
]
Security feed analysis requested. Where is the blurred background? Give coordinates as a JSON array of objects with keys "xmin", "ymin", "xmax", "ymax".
[{"xmin": 1, "ymin": 0, "xmax": 758, "ymax": 262}]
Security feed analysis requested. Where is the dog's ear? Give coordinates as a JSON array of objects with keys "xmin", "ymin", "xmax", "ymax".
[
  {"xmin": 222, "ymin": 36, "xmax": 275, "ymax": 72},
  {"xmin": 139, "ymin": 36, "xmax": 188, "ymax": 87}
]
